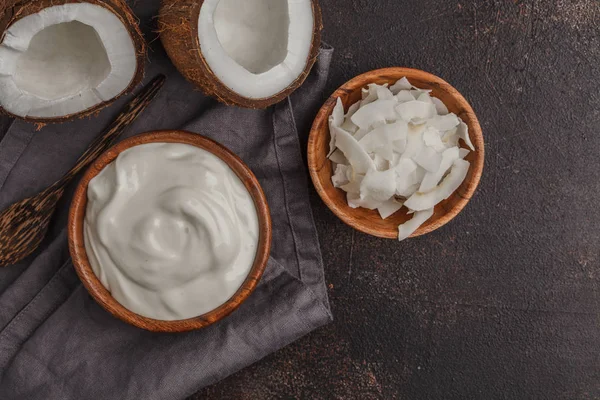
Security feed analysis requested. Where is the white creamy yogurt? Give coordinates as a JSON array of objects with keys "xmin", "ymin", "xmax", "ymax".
[{"xmin": 84, "ymin": 142, "xmax": 259, "ymax": 321}]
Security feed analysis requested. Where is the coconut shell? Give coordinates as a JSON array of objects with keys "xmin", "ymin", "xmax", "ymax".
[
  {"xmin": 158, "ymin": 0, "xmax": 322, "ymax": 109},
  {"xmin": 0, "ymin": 0, "xmax": 146, "ymax": 123}
]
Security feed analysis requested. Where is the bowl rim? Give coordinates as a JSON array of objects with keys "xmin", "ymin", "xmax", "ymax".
[
  {"xmin": 68, "ymin": 130, "xmax": 272, "ymax": 332},
  {"xmin": 307, "ymin": 67, "xmax": 485, "ymax": 239}
]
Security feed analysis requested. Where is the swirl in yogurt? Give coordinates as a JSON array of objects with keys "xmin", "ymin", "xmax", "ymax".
[{"xmin": 84, "ymin": 142, "xmax": 259, "ymax": 320}]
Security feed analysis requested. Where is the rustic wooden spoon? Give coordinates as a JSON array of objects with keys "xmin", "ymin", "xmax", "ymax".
[{"xmin": 0, "ymin": 74, "xmax": 166, "ymax": 267}]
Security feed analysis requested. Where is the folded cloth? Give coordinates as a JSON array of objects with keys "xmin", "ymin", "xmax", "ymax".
[{"xmin": 0, "ymin": 2, "xmax": 333, "ymax": 398}]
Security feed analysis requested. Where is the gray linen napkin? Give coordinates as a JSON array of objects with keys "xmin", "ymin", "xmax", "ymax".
[{"xmin": 0, "ymin": 2, "xmax": 333, "ymax": 398}]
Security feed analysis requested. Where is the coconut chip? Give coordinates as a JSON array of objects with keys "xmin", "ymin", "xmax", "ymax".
[
  {"xmin": 360, "ymin": 168, "xmax": 397, "ymax": 202},
  {"xmin": 413, "ymin": 146, "xmax": 443, "ymax": 173},
  {"xmin": 327, "ymin": 97, "xmax": 345, "ymax": 156},
  {"xmin": 347, "ymin": 192, "xmax": 380, "ymax": 210},
  {"xmin": 373, "ymin": 153, "xmax": 391, "ymax": 171},
  {"xmin": 331, "ymin": 164, "xmax": 351, "ymax": 188},
  {"xmin": 395, "ymin": 100, "xmax": 436, "ymax": 124},
  {"xmin": 398, "ymin": 208, "xmax": 434, "ymax": 241},
  {"xmin": 389, "ymin": 77, "xmax": 411, "ymax": 94},
  {"xmin": 403, "ymin": 124, "xmax": 426, "ymax": 158},
  {"xmin": 417, "ymin": 92, "xmax": 433, "ymax": 104},
  {"xmin": 404, "ymin": 159, "xmax": 470, "ymax": 211},
  {"xmin": 428, "ymin": 113, "xmax": 460, "ymax": 132},
  {"xmin": 457, "ymin": 121, "xmax": 475, "ymax": 151},
  {"xmin": 329, "ymin": 149, "xmax": 348, "ymax": 165},
  {"xmin": 419, "ymin": 146, "xmax": 460, "ymax": 192},
  {"xmin": 378, "ymin": 199, "xmax": 404, "ymax": 220},
  {"xmin": 395, "ymin": 90, "xmax": 415, "ymax": 103},
  {"xmin": 351, "ymin": 99, "xmax": 398, "ymax": 130},
  {"xmin": 340, "ymin": 166, "xmax": 364, "ymax": 193},
  {"xmin": 442, "ymin": 127, "xmax": 460, "ymax": 148},
  {"xmin": 326, "ymin": 77, "xmax": 473, "ymax": 241},
  {"xmin": 376, "ymin": 85, "xmax": 395, "ymax": 101},
  {"xmin": 330, "ymin": 97, "xmax": 345, "ymax": 127},
  {"xmin": 422, "ymin": 127, "xmax": 446, "ymax": 152},
  {"xmin": 431, "ymin": 97, "xmax": 449, "ymax": 115},
  {"xmin": 359, "ymin": 121, "xmax": 408, "ymax": 155},
  {"xmin": 331, "ymin": 125, "xmax": 375, "ymax": 174},
  {"xmin": 459, "ymin": 148, "xmax": 470, "ymax": 159},
  {"xmin": 361, "ymin": 83, "xmax": 390, "ymax": 106},
  {"xmin": 341, "ymin": 102, "xmax": 361, "ymax": 134}
]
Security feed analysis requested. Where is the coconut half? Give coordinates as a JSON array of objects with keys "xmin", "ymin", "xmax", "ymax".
[
  {"xmin": 0, "ymin": 0, "xmax": 145, "ymax": 122},
  {"xmin": 158, "ymin": 0, "xmax": 322, "ymax": 108}
]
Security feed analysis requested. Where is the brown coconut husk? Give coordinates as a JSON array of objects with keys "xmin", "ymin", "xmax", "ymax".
[
  {"xmin": 0, "ymin": 0, "xmax": 147, "ymax": 123},
  {"xmin": 158, "ymin": 0, "xmax": 322, "ymax": 109}
]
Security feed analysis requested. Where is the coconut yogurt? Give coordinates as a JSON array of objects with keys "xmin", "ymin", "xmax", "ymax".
[{"xmin": 84, "ymin": 142, "xmax": 259, "ymax": 320}]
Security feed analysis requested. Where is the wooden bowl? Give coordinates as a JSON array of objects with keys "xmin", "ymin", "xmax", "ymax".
[
  {"xmin": 68, "ymin": 130, "xmax": 272, "ymax": 332},
  {"xmin": 308, "ymin": 67, "xmax": 485, "ymax": 239}
]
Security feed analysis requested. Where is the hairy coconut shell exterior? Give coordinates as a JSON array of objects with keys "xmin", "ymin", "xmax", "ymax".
[
  {"xmin": 158, "ymin": 0, "xmax": 322, "ymax": 109},
  {"xmin": 0, "ymin": 0, "xmax": 146, "ymax": 123}
]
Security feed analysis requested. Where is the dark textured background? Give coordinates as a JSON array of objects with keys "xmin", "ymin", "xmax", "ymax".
[
  {"xmin": 1, "ymin": 0, "xmax": 598, "ymax": 399},
  {"xmin": 192, "ymin": 0, "xmax": 600, "ymax": 399}
]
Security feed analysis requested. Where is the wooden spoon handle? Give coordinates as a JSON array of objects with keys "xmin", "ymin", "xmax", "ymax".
[{"xmin": 53, "ymin": 75, "xmax": 166, "ymax": 190}]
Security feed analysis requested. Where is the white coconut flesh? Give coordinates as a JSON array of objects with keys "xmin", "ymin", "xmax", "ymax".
[
  {"xmin": 0, "ymin": 4, "xmax": 137, "ymax": 118},
  {"xmin": 328, "ymin": 77, "xmax": 476, "ymax": 241},
  {"xmin": 198, "ymin": 0, "xmax": 314, "ymax": 99}
]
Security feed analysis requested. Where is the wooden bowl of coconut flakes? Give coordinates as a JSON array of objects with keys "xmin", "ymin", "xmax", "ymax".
[{"xmin": 308, "ymin": 67, "xmax": 484, "ymax": 240}]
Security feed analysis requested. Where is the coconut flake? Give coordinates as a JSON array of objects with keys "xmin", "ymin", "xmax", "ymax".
[
  {"xmin": 417, "ymin": 92, "xmax": 433, "ymax": 104},
  {"xmin": 413, "ymin": 146, "xmax": 442, "ymax": 173},
  {"xmin": 389, "ymin": 77, "xmax": 411, "ymax": 94},
  {"xmin": 376, "ymin": 149, "xmax": 395, "ymax": 164},
  {"xmin": 403, "ymin": 124, "xmax": 426, "ymax": 158},
  {"xmin": 395, "ymin": 90, "xmax": 415, "ymax": 103},
  {"xmin": 330, "ymin": 97, "xmax": 344, "ymax": 127},
  {"xmin": 431, "ymin": 97, "xmax": 449, "ymax": 115},
  {"xmin": 395, "ymin": 100, "xmax": 436, "ymax": 124},
  {"xmin": 378, "ymin": 199, "xmax": 404, "ymax": 219},
  {"xmin": 411, "ymin": 85, "xmax": 432, "ymax": 93},
  {"xmin": 419, "ymin": 146, "xmax": 460, "ymax": 192},
  {"xmin": 396, "ymin": 183, "xmax": 420, "ymax": 198},
  {"xmin": 332, "ymin": 125, "xmax": 375, "ymax": 174},
  {"xmin": 353, "ymin": 128, "xmax": 369, "ymax": 141},
  {"xmin": 376, "ymin": 85, "xmax": 395, "ymax": 101},
  {"xmin": 327, "ymin": 97, "xmax": 345, "ymax": 155},
  {"xmin": 459, "ymin": 148, "xmax": 470, "ymax": 159},
  {"xmin": 351, "ymin": 99, "xmax": 397, "ymax": 130},
  {"xmin": 347, "ymin": 192, "xmax": 381, "ymax": 210},
  {"xmin": 340, "ymin": 169, "xmax": 364, "ymax": 194},
  {"xmin": 359, "ymin": 120, "xmax": 408, "ymax": 155},
  {"xmin": 360, "ymin": 168, "xmax": 397, "ymax": 202},
  {"xmin": 393, "ymin": 138, "xmax": 407, "ymax": 154},
  {"xmin": 422, "ymin": 127, "xmax": 446, "ymax": 152},
  {"xmin": 428, "ymin": 113, "xmax": 460, "ymax": 131},
  {"xmin": 457, "ymin": 121, "xmax": 475, "ymax": 151},
  {"xmin": 341, "ymin": 102, "xmax": 361, "ymax": 133},
  {"xmin": 442, "ymin": 127, "xmax": 460, "ymax": 148},
  {"xmin": 398, "ymin": 208, "xmax": 434, "ymax": 241},
  {"xmin": 394, "ymin": 158, "xmax": 418, "ymax": 194},
  {"xmin": 373, "ymin": 153, "xmax": 391, "ymax": 170},
  {"xmin": 341, "ymin": 179, "xmax": 362, "ymax": 194},
  {"xmin": 404, "ymin": 159, "xmax": 470, "ymax": 211},
  {"xmin": 361, "ymin": 83, "xmax": 383, "ymax": 106},
  {"xmin": 329, "ymin": 149, "xmax": 348, "ymax": 165},
  {"xmin": 332, "ymin": 164, "xmax": 351, "ymax": 188},
  {"xmin": 345, "ymin": 101, "xmax": 361, "ymax": 118}
]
